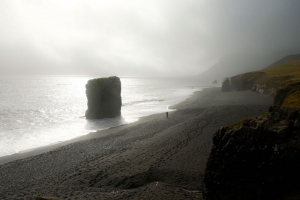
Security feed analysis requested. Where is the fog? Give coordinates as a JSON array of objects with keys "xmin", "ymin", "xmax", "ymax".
[{"xmin": 1, "ymin": 0, "xmax": 300, "ymax": 76}]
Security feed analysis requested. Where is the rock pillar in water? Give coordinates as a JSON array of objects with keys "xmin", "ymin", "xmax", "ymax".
[{"xmin": 85, "ymin": 76, "xmax": 122, "ymax": 119}]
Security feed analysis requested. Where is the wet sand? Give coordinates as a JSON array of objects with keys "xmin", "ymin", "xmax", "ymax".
[{"xmin": 0, "ymin": 87, "xmax": 274, "ymax": 199}]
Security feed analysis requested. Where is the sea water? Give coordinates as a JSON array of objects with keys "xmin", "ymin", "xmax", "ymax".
[{"xmin": 0, "ymin": 76, "xmax": 214, "ymax": 157}]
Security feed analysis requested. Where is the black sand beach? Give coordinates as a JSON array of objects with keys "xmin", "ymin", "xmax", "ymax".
[{"xmin": 0, "ymin": 87, "xmax": 274, "ymax": 199}]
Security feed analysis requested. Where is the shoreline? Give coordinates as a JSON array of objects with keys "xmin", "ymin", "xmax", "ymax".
[
  {"xmin": 0, "ymin": 76, "xmax": 207, "ymax": 162},
  {"xmin": 0, "ymin": 112, "xmax": 166, "ymax": 165},
  {"xmin": 0, "ymin": 87, "xmax": 274, "ymax": 199},
  {"xmin": 0, "ymin": 86, "xmax": 203, "ymax": 165}
]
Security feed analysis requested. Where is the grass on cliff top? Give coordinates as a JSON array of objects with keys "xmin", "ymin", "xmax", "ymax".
[
  {"xmin": 240, "ymin": 60, "xmax": 300, "ymax": 107},
  {"xmin": 256, "ymin": 60, "xmax": 300, "ymax": 88},
  {"xmin": 282, "ymin": 90, "xmax": 300, "ymax": 107},
  {"xmin": 260, "ymin": 60, "xmax": 300, "ymax": 107}
]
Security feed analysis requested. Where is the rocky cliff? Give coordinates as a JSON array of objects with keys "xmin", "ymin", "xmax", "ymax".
[
  {"xmin": 230, "ymin": 71, "xmax": 265, "ymax": 91},
  {"xmin": 204, "ymin": 58, "xmax": 300, "ymax": 199},
  {"xmin": 85, "ymin": 76, "xmax": 122, "ymax": 119},
  {"xmin": 227, "ymin": 54, "xmax": 300, "ymax": 92},
  {"xmin": 203, "ymin": 106, "xmax": 300, "ymax": 200}
]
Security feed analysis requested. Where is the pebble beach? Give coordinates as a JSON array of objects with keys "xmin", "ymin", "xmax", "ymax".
[{"xmin": 0, "ymin": 87, "xmax": 274, "ymax": 199}]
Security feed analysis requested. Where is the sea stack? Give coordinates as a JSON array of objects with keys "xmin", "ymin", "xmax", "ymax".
[{"xmin": 85, "ymin": 76, "xmax": 122, "ymax": 119}]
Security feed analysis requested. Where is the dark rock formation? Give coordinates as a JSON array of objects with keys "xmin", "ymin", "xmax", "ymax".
[
  {"xmin": 85, "ymin": 76, "xmax": 122, "ymax": 119},
  {"xmin": 221, "ymin": 78, "xmax": 230, "ymax": 92},
  {"xmin": 203, "ymin": 106, "xmax": 300, "ymax": 200},
  {"xmin": 212, "ymin": 80, "xmax": 218, "ymax": 84},
  {"xmin": 230, "ymin": 71, "xmax": 265, "ymax": 91}
]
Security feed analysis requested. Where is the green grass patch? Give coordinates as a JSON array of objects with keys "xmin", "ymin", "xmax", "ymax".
[
  {"xmin": 256, "ymin": 60, "xmax": 300, "ymax": 88},
  {"xmin": 283, "ymin": 90, "xmax": 300, "ymax": 107},
  {"xmin": 236, "ymin": 60, "xmax": 300, "ymax": 107}
]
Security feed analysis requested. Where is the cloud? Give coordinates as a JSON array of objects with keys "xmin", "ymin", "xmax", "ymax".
[{"xmin": 0, "ymin": 0, "xmax": 300, "ymax": 76}]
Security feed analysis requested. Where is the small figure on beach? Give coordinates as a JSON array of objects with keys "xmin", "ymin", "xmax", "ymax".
[{"xmin": 166, "ymin": 112, "xmax": 169, "ymax": 118}]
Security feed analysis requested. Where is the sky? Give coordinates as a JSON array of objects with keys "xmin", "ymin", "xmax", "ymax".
[{"xmin": 1, "ymin": 0, "xmax": 300, "ymax": 76}]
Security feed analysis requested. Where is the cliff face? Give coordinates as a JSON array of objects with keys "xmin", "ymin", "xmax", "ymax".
[
  {"xmin": 85, "ymin": 76, "xmax": 122, "ymax": 119},
  {"xmin": 203, "ymin": 106, "xmax": 300, "ymax": 200},
  {"xmin": 222, "ymin": 60, "xmax": 300, "ymax": 106},
  {"xmin": 220, "ymin": 71, "xmax": 271, "ymax": 94},
  {"xmin": 230, "ymin": 71, "xmax": 265, "ymax": 91},
  {"xmin": 204, "ymin": 55, "xmax": 300, "ymax": 199}
]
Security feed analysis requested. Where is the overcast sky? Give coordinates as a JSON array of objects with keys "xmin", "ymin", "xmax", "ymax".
[{"xmin": 1, "ymin": 0, "xmax": 300, "ymax": 76}]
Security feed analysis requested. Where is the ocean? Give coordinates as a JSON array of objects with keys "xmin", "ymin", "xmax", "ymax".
[{"xmin": 0, "ymin": 76, "xmax": 213, "ymax": 157}]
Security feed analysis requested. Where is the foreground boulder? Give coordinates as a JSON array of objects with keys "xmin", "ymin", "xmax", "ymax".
[
  {"xmin": 85, "ymin": 76, "xmax": 122, "ymax": 119},
  {"xmin": 203, "ymin": 106, "xmax": 300, "ymax": 200}
]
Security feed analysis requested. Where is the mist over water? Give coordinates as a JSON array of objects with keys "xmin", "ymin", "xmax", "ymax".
[{"xmin": 0, "ymin": 76, "xmax": 213, "ymax": 157}]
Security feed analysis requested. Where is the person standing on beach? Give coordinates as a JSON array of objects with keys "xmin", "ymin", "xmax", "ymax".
[{"xmin": 166, "ymin": 112, "xmax": 168, "ymax": 118}]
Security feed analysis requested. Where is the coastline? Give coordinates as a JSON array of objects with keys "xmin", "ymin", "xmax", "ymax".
[
  {"xmin": 0, "ymin": 76, "xmax": 206, "ymax": 159},
  {"xmin": 0, "ymin": 112, "xmax": 166, "ymax": 165},
  {"xmin": 0, "ymin": 85, "xmax": 202, "ymax": 165},
  {"xmin": 0, "ymin": 87, "xmax": 274, "ymax": 199}
]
